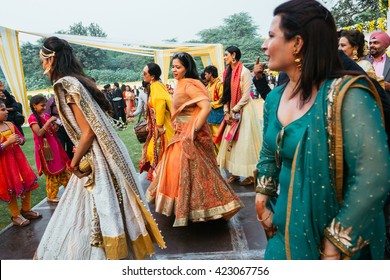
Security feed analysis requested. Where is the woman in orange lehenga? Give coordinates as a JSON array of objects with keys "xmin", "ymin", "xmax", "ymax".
[{"xmin": 146, "ymin": 52, "xmax": 243, "ymax": 227}]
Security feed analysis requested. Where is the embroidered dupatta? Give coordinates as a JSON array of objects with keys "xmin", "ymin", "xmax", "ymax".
[
  {"xmin": 284, "ymin": 76, "xmax": 389, "ymax": 259},
  {"xmin": 53, "ymin": 77, "xmax": 165, "ymax": 259}
]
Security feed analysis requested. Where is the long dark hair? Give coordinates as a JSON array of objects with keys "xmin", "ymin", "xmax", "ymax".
[
  {"xmin": 41, "ymin": 36, "xmax": 112, "ymax": 114},
  {"xmin": 171, "ymin": 52, "xmax": 199, "ymax": 79},
  {"xmin": 221, "ymin": 46, "xmax": 241, "ymax": 105},
  {"xmin": 29, "ymin": 94, "xmax": 47, "ymax": 128},
  {"xmin": 274, "ymin": 0, "xmax": 343, "ymax": 105}
]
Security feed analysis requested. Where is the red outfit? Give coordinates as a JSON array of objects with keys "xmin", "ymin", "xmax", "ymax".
[{"xmin": 0, "ymin": 122, "xmax": 38, "ymax": 202}]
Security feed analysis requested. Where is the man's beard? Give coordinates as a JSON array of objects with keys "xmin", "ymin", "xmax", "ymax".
[{"xmin": 370, "ymin": 48, "xmax": 379, "ymax": 57}]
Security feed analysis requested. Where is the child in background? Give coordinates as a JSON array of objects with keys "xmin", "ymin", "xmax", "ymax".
[
  {"xmin": 0, "ymin": 100, "xmax": 41, "ymax": 226},
  {"xmin": 28, "ymin": 95, "xmax": 70, "ymax": 203}
]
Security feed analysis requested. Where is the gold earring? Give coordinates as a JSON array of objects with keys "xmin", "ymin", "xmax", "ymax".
[
  {"xmin": 294, "ymin": 57, "xmax": 303, "ymax": 71},
  {"xmin": 352, "ymin": 49, "xmax": 358, "ymax": 61},
  {"xmin": 43, "ymin": 66, "xmax": 51, "ymax": 75}
]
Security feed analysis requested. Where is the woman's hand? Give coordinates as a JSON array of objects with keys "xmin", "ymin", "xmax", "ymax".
[
  {"xmin": 224, "ymin": 112, "xmax": 233, "ymax": 125},
  {"xmin": 7, "ymin": 133, "xmax": 19, "ymax": 145},
  {"xmin": 72, "ymin": 169, "xmax": 92, "ymax": 179},
  {"xmin": 48, "ymin": 116, "xmax": 57, "ymax": 123},
  {"xmin": 255, "ymin": 193, "xmax": 276, "ymax": 239}
]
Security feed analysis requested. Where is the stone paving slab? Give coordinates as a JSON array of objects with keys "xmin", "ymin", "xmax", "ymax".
[{"xmin": 0, "ymin": 173, "xmax": 266, "ymax": 260}]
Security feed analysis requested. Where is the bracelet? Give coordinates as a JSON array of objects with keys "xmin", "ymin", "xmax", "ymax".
[
  {"xmin": 257, "ymin": 210, "xmax": 272, "ymax": 222},
  {"xmin": 318, "ymin": 247, "xmax": 340, "ymax": 258},
  {"xmin": 66, "ymin": 159, "xmax": 79, "ymax": 172},
  {"xmin": 42, "ymin": 127, "xmax": 47, "ymax": 132},
  {"xmin": 194, "ymin": 127, "xmax": 199, "ymax": 132},
  {"xmin": 0, "ymin": 143, "xmax": 3, "ymax": 151}
]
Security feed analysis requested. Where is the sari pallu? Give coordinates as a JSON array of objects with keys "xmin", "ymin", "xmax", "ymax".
[
  {"xmin": 138, "ymin": 105, "xmax": 167, "ymax": 180},
  {"xmin": 36, "ymin": 76, "xmax": 165, "ymax": 260},
  {"xmin": 146, "ymin": 79, "xmax": 243, "ymax": 227}
]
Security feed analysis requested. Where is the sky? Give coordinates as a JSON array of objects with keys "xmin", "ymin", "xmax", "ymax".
[{"xmin": 0, "ymin": 0, "xmax": 330, "ymax": 45}]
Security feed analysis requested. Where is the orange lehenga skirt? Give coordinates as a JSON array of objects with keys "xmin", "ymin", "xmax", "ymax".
[{"xmin": 146, "ymin": 113, "xmax": 243, "ymax": 227}]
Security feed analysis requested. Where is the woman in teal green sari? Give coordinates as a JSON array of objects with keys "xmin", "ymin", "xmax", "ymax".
[{"xmin": 255, "ymin": 0, "xmax": 390, "ymax": 260}]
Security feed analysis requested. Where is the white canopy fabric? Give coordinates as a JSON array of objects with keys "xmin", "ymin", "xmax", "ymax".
[
  {"xmin": 0, "ymin": 27, "xmax": 29, "ymax": 116},
  {"xmin": 0, "ymin": 26, "xmax": 224, "ymax": 116}
]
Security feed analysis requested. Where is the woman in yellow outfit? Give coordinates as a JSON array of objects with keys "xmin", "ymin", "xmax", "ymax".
[{"xmin": 139, "ymin": 63, "xmax": 174, "ymax": 180}]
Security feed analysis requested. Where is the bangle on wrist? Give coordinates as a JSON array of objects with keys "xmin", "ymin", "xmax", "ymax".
[
  {"xmin": 257, "ymin": 210, "xmax": 272, "ymax": 222},
  {"xmin": 66, "ymin": 159, "xmax": 79, "ymax": 172},
  {"xmin": 318, "ymin": 247, "xmax": 340, "ymax": 258},
  {"xmin": 0, "ymin": 143, "xmax": 3, "ymax": 151},
  {"xmin": 194, "ymin": 127, "xmax": 199, "ymax": 132}
]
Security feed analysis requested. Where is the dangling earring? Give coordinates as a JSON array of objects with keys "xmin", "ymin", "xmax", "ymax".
[
  {"xmin": 43, "ymin": 66, "xmax": 51, "ymax": 75},
  {"xmin": 294, "ymin": 58, "xmax": 303, "ymax": 71},
  {"xmin": 352, "ymin": 49, "xmax": 358, "ymax": 61},
  {"xmin": 293, "ymin": 48, "xmax": 303, "ymax": 71}
]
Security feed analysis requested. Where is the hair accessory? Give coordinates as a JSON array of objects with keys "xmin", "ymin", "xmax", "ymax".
[
  {"xmin": 39, "ymin": 49, "xmax": 55, "ymax": 59},
  {"xmin": 42, "ymin": 46, "xmax": 55, "ymax": 53}
]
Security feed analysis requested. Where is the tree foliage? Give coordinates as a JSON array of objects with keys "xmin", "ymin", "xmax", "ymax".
[
  {"xmin": 195, "ymin": 12, "xmax": 265, "ymax": 69},
  {"xmin": 326, "ymin": 0, "xmax": 387, "ymax": 27},
  {"xmin": 7, "ymin": 14, "xmax": 269, "ymax": 91}
]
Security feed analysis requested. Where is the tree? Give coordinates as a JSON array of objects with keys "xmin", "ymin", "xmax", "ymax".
[
  {"xmin": 196, "ymin": 12, "xmax": 265, "ymax": 69},
  {"xmin": 57, "ymin": 22, "xmax": 109, "ymax": 70},
  {"xmin": 325, "ymin": 0, "xmax": 387, "ymax": 27}
]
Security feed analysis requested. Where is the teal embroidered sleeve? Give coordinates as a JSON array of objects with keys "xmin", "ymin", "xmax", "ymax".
[{"xmin": 324, "ymin": 86, "xmax": 390, "ymax": 258}]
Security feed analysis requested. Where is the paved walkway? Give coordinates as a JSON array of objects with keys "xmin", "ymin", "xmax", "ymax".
[{"xmin": 0, "ymin": 171, "xmax": 267, "ymax": 260}]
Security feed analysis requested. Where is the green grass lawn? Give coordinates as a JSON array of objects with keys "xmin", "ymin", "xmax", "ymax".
[{"xmin": 0, "ymin": 122, "xmax": 143, "ymax": 230}]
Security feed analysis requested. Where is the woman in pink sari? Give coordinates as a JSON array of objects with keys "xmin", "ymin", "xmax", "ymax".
[{"xmin": 146, "ymin": 53, "xmax": 243, "ymax": 227}]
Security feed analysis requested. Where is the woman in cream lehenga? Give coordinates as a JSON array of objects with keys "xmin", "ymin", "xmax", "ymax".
[
  {"xmin": 35, "ymin": 36, "xmax": 165, "ymax": 260},
  {"xmin": 215, "ymin": 46, "xmax": 262, "ymax": 186},
  {"xmin": 146, "ymin": 52, "xmax": 243, "ymax": 227}
]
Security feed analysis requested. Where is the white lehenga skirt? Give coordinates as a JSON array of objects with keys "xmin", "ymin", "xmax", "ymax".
[
  {"xmin": 217, "ymin": 98, "xmax": 262, "ymax": 177},
  {"xmin": 36, "ymin": 175, "xmax": 107, "ymax": 260}
]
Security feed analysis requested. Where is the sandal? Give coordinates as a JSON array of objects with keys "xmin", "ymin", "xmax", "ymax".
[
  {"xmin": 239, "ymin": 176, "xmax": 254, "ymax": 186},
  {"xmin": 227, "ymin": 175, "xmax": 240, "ymax": 184},
  {"xmin": 47, "ymin": 197, "xmax": 60, "ymax": 203},
  {"xmin": 11, "ymin": 214, "xmax": 30, "ymax": 227},
  {"xmin": 21, "ymin": 210, "xmax": 42, "ymax": 220}
]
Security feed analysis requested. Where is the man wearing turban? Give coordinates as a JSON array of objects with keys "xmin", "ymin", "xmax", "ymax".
[{"xmin": 367, "ymin": 31, "xmax": 390, "ymax": 96}]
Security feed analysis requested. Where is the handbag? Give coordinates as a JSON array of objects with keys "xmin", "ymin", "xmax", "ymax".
[
  {"xmin": 207, "ymin": 107, "xmax": 224, "ymax": 124},
  {"xmin": 133, "ymin": 110, "xmax": 148, "ymax": 143}
]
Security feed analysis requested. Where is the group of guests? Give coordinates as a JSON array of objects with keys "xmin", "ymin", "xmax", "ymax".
[
  {"xmin": 0, "ymin": 0, "xmax": 389, "ymax": 260},
  {"xmin": 101, "ymin": 82, "xmax": 140, "ymax": 125}
]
